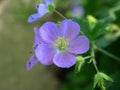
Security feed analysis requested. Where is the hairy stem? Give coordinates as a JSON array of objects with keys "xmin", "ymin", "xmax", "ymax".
[{"xmin": 54, "ymin": 10, "xmax": 67, "ymax": 19}]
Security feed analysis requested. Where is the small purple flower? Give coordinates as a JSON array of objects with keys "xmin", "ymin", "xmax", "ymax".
[
  {"xmin": 26, "ymin": 27, "xmax": 41, "ymax": 71},
  {"xmin": 72, "ymin": 6, "xmax": 84, "ymax": 18},
  {"xmin": 27, "ymin": 0, "xmax": 54, "ymax": 23},
  {"xmin": 35, "ymin": 20, "xmax": 89, "ymax": 68}
]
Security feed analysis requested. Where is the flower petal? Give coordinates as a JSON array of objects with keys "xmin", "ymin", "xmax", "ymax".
[
  {"xmin": 60, "ymin": 20, "xmax": 80, "ymax": 41},
  {"xmin": 27, "ymin": 13, "xmax": 40, "ymax": 23},
  {"xmin": 26, "ymin": 55, "xmax": 39, "ymax": 71},
  {"xmin": 35, "ymin": 44, "xmax": 56, "ymax": 65},
  {"xmin": 53, "ymin": 52, "xmax": 76, "ymax": 68},
  {"xmin": 40, "ymin": 22, "xmax": 59, "ymax": 43},
  {"xmin": 33, "ymin": 27, "xmax": 41, "ymax": 47},
  {"xmin": 43, "ymin": 0, "xmax": 54, "ymax": 5},
  {"xmin": 37, "ymin": 4, "xmax": 48, "ymax": 17},
  {"xmin": 68, "ymin": 36, "xmax": 90, "ymax": 54}
]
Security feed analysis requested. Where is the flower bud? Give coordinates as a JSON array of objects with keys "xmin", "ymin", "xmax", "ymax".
[
  {"xmin": 93, "ymin": 72, "xmax": 113, "ymax": 90},
  {"xmin": 75, "ymin": 56, "xmax": 85, "ymax": 73}
]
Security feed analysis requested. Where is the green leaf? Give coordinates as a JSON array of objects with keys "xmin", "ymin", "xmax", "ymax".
[
  {"xmin": 91, "ymin": 17, "xmax": 113, "ymax": 40},
  {"xmin": 75, "ymin": 56, "xmax": 85, "ymax": 73},
  {"xmin": 73, "ymin": 18, "xmax": 92, "ymax": 41},
  {"xmin": 73, "ymin": 17, "xmax": 113, "ymax": 41}
]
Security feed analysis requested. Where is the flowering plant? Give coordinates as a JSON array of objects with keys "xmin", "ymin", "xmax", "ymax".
[{"xmin": 25, "ymin": 0, "xmax": 120, "ymax": 90}]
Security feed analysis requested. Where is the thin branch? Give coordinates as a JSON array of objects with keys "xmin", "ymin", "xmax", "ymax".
[
  {"xmin": 94, "ymin": 45, "xmax": 120, "ymax": 62},
  {"xmin": 54, "ymin": 10, "xmax": 67, "ymax": 19},
  {"xmin": 91, "ymin": 44, "xmax": 99, "ymax": 72}
]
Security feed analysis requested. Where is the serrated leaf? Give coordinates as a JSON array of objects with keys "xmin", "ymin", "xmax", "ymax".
[{"xmin": 91, "ymin": 17, "xmax": 113, "ymax": 40}]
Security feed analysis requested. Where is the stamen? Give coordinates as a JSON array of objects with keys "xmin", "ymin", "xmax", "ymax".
[{"xmin": 55, "ymin": 37, "xmax": 68, "ymax": 51}]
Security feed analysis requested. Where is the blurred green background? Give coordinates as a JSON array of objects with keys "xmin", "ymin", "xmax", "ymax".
[{"xmin": 0, "ymin": 0, "xmax": 120, "ymax": 90}]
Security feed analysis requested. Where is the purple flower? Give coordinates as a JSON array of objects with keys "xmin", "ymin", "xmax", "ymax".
[
  {"xmin": 72, "ymin": 6, "xmax": 84, "ymax": 18},
  {"xmin": 27, "ymin": 0, "xmax": 54, "ymax": 23},
  {"xmin": 26, "ymin": 27, "xmax": 41, "ymax": 71},
  {"xmin": 35, "ymin": 20, "xmax": 89, "ymax": 68}
]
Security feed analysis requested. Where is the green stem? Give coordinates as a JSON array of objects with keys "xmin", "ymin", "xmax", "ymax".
[
  {"xmin": 109, "ymin": 5, "xmax": 120, "ymax": 19},
  {"xmin": 54, "ymin": 10, "xmax": 67, "ymax": 19},
  {"xmin": 93, "ymin": 58, "xmax": 99, "ymax": 72},
  {"xmin": 111, "ymin": 5, "xmax": 120, "ymax": 12},
  {"xmin": 91, "ymin": 47, "xmax": 99, "ymax": 72},
  {"xmin": 80, "ymin": 31, "xmax": 85, "ymax": 35},
  {"xmin": 94, "ymin": 45, "xmax": 120, "ymax": 62},
  {"xmin": 84, "ymin": 56, "xmax": 93, "ymax": 60}
]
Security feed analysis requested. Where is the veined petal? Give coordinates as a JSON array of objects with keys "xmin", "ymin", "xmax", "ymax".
[
  {"xmin": 68, "ymin": 36, "xmax": 90, "ymax": 54},
  {"xmin": 26, "ymin": 55, "xmax": 39, "ymax": 71},
  {"xmin": 35, "ymin": 44, "xmax": 56, "ymax": 65},
  {"xmin": 37, "ymin": 4, "xmax": 48, "ymax": 17},
  {"xmin": 59, "ymin": 20, "xmax": 80, "ymax": 41},
  {"xmin": 33, "ymin": 27, "xmax": 41, "ymax": 47},
  {"xmin": 53, "ymin": 52, "xmax": 76, "ymax": 68},
  {"xmin": 27, "ymin": 13, "xmax": 40, "ymax": 23},
  {"xmin": 40, "ymin": 22, "xmax": 59, "ymax": 43}
]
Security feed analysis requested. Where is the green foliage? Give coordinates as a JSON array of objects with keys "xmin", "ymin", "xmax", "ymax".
[
  {"xmin": 73, "ymin": 18, "xmax": 92, "ymax": 40},
  {"xmin": 73, "ymin": 16, "xmax": 113, "ymax": 41},
  {"xmin": 91, "ymin": 17, "xmax": 113, "ymax": 40},
  {"xmin": 94, "ymin": 72, "xmax": 113, "ymax": 90},
  {"xmin": 60, "ymin": 63, "xmax": 95, "ymax": 90},
  {"xmin": 61, "ymin": 0, "xmax": 120, "ymax": 90}
]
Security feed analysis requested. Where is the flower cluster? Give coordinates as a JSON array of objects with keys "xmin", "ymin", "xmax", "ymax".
[
  {"xmin": 25, "ymin": 1, "xmax": 117, "ymax": 90},
  {"xmin": 26, "ymin": 0, "xmax": 90, "ymax": 70}
]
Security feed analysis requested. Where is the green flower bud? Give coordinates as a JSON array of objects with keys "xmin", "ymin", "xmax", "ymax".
[
  {"xmin": 48, "ymin": 4, "xmax": 55, "ymax": 12},
  {"xmin": 87, "ymin": 15, "xmax": 97, "ymax": 29},
  {"xmin": 75, "ymin": 56, "xmax": 85, "ymax": 73},
  {"xmin": 93, "ymin": 72, "xmax": 113, "ymax": 90},
  {"xmin": 87, "ymin": 15, "xmax": 97, "ymax": 24}
]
